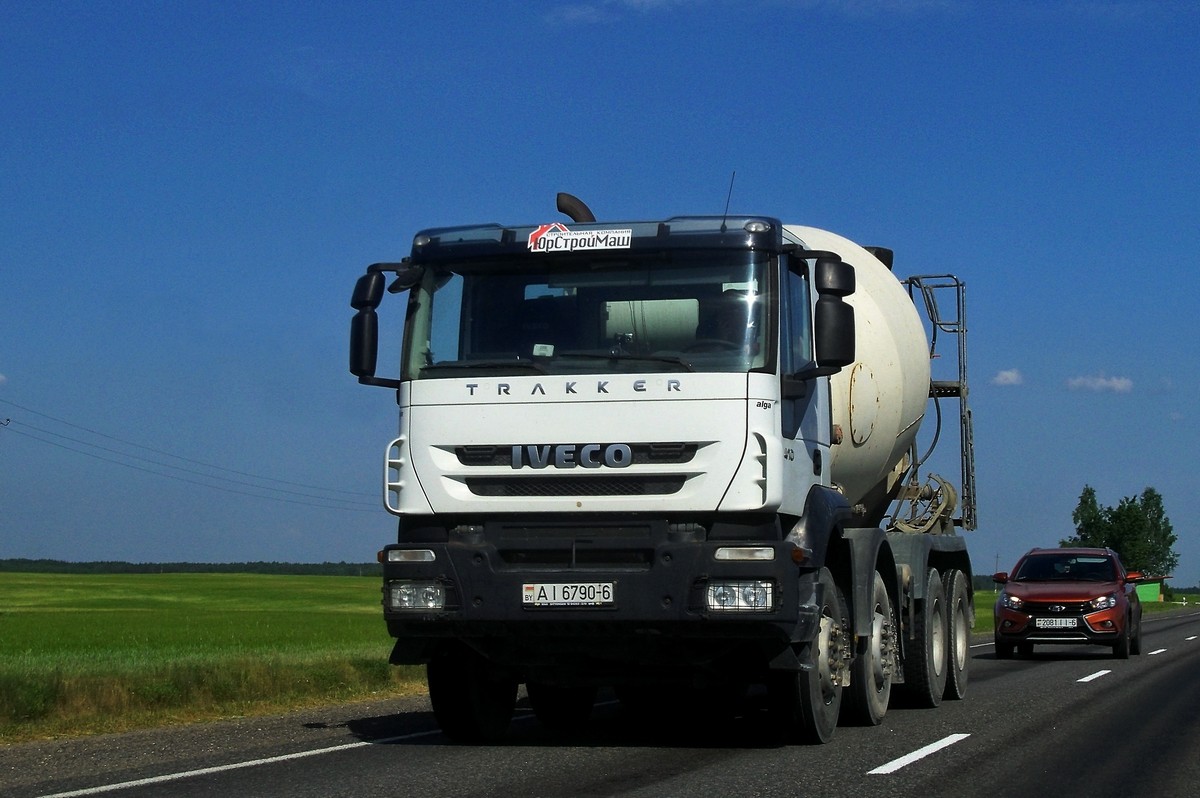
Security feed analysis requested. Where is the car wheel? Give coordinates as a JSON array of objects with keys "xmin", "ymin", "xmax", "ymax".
[
  {"xmin": 995, "ymin": 641, "xmax": 1014, "ymax": 659},
  {"xmin": 1017, "ymin": 642, "xmax": 1033, "ymax": 657},
  {"xmin": 1113, "ymin": 620, "xmax": 1131, "ymax": 659},
  {"xmin": 1131, "ymin": 618, "xmax": 1143, "ymax": 655}
]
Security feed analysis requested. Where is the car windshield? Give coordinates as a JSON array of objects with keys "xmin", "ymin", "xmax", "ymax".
[
  {"xmin": 400, "ymin": 250, "xmax": 771, "ymax": 380},
  {"xmin": 1013, "ymin": 555, "xmax": 1116, "ymax": 582}
]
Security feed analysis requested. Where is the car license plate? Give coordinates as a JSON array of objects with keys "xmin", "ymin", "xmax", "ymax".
[
  {"xmin": 523, "ymin": 582, "xmax": 614, "ymax": 607},
  {"xmin": 1035, "ymin": 617, "xmax": 1078, "ymax": 629}
]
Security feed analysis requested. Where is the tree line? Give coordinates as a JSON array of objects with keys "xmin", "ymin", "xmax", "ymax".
[{"xmin": 1062, "ymin": 485, "xmax": 1179, "ymax": 577}]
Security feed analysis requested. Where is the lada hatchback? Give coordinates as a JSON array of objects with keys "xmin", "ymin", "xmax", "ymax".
[{"xmin": 993, "ymin": 547, "xmax": 1143, "ymax": 659}]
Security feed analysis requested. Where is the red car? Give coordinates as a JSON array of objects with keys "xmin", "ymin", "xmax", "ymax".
[{"xmin": 993, "ymin": 547, "xmax": 1143, "ymax": 659}]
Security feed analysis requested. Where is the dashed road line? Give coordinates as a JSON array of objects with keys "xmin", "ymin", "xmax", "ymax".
[
  {"xmin": 1077, "ymin": 670, "xmax": 1111, "ymax": 683},
  {"xmin": 868, "ymin": 734, "xmax": 971, "ymax": 775}
]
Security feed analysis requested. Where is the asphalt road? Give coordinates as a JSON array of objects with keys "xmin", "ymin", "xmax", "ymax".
[{"xmin": 5, "ymin": 609, "xmax": 1198, "ymax": 798}]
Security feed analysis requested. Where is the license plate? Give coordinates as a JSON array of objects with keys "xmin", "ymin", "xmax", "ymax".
[
  {"xmin": 523, "ymin": 582, "xmax": 614, "ymax": 607},
  {"xmin": 1035, "ymin": 617, "xmax": 1078, "ymax": 629}
]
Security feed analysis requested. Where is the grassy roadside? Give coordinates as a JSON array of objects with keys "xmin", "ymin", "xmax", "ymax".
[{"xmin": 0, "ymin": 573, "xmax": 425, "ymax": 744}]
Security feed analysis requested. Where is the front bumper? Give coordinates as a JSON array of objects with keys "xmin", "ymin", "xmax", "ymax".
[
  {"xmin": 994, "ymin": 605, "xmax": 1124, "ymax": 646},
  {"xmin": 379, "ymin": 532, "xmax": 820, "ymax": 684}
]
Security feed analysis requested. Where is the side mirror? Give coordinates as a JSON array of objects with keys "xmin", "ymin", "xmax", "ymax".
[
  {"xmin": 813, "ymin": 295, "xmax": 854, "ymax": 369},
  {"xmin": 351, "ymin": 272, "xmax": 385, "ymax": 310},
  {"xmin": 790, "ymin": 252, "xmax": 856, "ymax": 381},
  {"xmin": 349, "ymin": 310, "xmax": 379, "ymax": 378},
  {"xmin": 992, "ymin": 572, "xmax": 1009, "ymax": 584},
  {"xmin": 814, "ymin": 256, "xmax": 854, "ymax": 296},
  {"xmin": 349, "ymin": 269, "xmax": 401, "ymax": 387}
]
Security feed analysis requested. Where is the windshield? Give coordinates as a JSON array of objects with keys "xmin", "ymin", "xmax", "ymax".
[
  {"xmin": 401, "ymin": 251, "xmax": 772, "ymax": 380},
  {"xmin": 1013, "ymin": 554, "xmax": 1117, "ymax": 582}
]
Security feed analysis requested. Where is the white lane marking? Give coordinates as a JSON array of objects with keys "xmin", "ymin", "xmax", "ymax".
[
  {"xmin": 36, "ymin": 729, "xmax": 441, "ymax": 798},
  {"xmin": 1077, "ymin": 670, "xmax": 1111, "ymax": 683},
  {"xmin": 1149, "ymin": 648, "xmax": 1168, "ymax": 655},
  {"xmin": 1186, "ymin": 636, "xmax": 1197, "ymax": 641},
  {"xmin": 36, "ymin": 700, "xmax": 593, "ymax": 798},
  {"xmin": 868, "ymin": 733, "xmax": 971, "ymax": 775}
]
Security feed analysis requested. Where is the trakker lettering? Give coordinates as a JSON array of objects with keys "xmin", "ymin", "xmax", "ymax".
[
  {"xmin": 527, "ymin": 223, "xmax": 633, "ymax": 253},
  {"xmin": 511, "ymin": 443, "xmax": 633, "ymax": 469},
  {"xmin": 465, "ymin": 379, "xmax": 681, "ymax": 396}
]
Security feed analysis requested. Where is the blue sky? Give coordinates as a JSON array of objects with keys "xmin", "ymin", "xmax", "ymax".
[{"xmin": 2, "ymin": 1, "xmax": 1198, "ymax": 586}]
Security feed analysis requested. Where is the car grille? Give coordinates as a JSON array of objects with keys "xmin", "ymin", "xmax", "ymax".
[{"xmin": 1025, "ymin": 601, "xmax": 1091, "ymax": 615}]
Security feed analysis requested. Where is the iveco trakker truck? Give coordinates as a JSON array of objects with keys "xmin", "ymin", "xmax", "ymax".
[{"xmin": 349, "ymin": 194, "xmax": 976, "ymax": 743}]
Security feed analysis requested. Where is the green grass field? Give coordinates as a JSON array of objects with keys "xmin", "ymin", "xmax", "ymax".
[{"xmin": 0, "ymin": 573, "xmax": 424, "ymax": 743}]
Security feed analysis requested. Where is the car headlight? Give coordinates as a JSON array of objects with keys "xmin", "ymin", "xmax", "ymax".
[
  {"xmin": 1000, "ymin": 592, "xmax": 1024, "ymax": 610},
  {"xmin": 1089, "ymin": 593, "xmax": 1118, "ymax": 611}
]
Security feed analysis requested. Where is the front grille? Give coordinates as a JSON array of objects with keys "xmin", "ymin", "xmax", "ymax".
[
  {"xmin": 1026, "ymin": 601, "xmax": 1091, "ymax": 614},
  {"xmin": 498, "ymin": 547, "xmax": 654, "ymax": 568},
  {"xmin": 465, "ymin": 475, "xmax": 686, "ymax": 497},
  {"xmin": 457, "ymin": 442, "xmax": 699, "ymax": 467}
]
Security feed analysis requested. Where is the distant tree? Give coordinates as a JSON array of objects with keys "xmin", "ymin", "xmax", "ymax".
[{"xmin": 1061, "ymin": 485, "xmax": 1179, "ymax": 575}]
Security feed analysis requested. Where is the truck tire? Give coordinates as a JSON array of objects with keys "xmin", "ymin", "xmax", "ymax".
[
  {"xmin": 844, "ymin": 569, "xmax": 895, "ymax": 726},
  {"xmin": 527, "ymin": 682, "xmax": 597, "ymax": 731},
  {"xmin": 942, "ymin": 568, "xmax": 971, "ymax": 700},
  {"xmin": 427, "ymin": 644, "xmax": 518, "ymax": 743},
  {"xmin": 900, "ymin": 567, "xmax": 948, "ymax": 708},
  {"xmin": 767, "ymin": 567, "xmax": 847, "ymax": 744}
]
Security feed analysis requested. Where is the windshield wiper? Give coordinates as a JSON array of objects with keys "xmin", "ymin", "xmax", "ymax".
[
  {"xmin": 421, "ymin": 359, "xmax": 548, "ymax": 374},
  {"xmin": 556, "ymin": 352, "xmax": 695, "ymax": 372}
]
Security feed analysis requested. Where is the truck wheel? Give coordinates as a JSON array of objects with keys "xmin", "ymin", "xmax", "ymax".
[
  {"xmin": 527, "ymin": 682, "xmax": 597, "ymax": 731},
  {"xmin": 768, "ymin": 567, "xmax": 847, "ymax": 744},
  {"xmin": 901, "ymin": 568, "xmax": 948, "ymax": 708},
  {"xmin": 942, "ymin": 568, "xmax": 971, "ymax": 700},
  {"xmin": 427, "ymin": 645, "xmax": 517, "ymax": 743},
  {"xmin": 844, "ymin": 569, "xmax": 895, "ymax": 726}
]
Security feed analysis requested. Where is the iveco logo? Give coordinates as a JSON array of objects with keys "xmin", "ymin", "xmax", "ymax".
[
  {"xmin": 511, "ymin": 443, "xmax": 633, "ymax": 470},
  {"xmin": 1049, "ymin": 605, "xmax": 1066, "ymax": 613}
]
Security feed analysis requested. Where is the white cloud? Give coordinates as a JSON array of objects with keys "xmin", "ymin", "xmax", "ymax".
[
  {"xmin": 1066, "ymin": 374, "xmax": 1133, "ymax": 393},
  {"xmin": 991, "ymin": 369, "xmax": 1023, "ymax": 386}
]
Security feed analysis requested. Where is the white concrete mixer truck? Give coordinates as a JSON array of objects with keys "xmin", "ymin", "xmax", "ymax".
[{"xmin": 349, "ymin": 194, "xmax": 977, "ymax": 744}]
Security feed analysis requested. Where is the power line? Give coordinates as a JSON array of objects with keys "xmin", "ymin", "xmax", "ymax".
[
  {"xmin": 0, "ymin": 399, "xmax": 383, "ymax": 513},
  {"xmin": 3, "ymin": 424, "xmax": 379, "ymax": 512},
  {"xmin": 0, "ymin": 397, "xmax": 376, "ymax": 498}
]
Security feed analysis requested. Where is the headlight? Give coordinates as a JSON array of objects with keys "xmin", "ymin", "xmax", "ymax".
[
  {"xmin": 706, "ymin": 580, "xmax": 775, "ymax": 612},
  {"xmin": 1089, "ymin": 593, "xmax": 1118, "ymax": 611},
  {"xmin": 387, "ymin": 580, "xmax": 446, "ymax": 610},
  {"xmin": 1000, "ymin": 592, "xmax": 1024, "ymax": 610}
]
